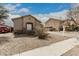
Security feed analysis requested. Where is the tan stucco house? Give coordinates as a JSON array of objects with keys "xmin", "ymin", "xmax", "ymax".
[
  {"xmin": 12, "ymin": 14, "xmax": 43, "ymax": 35},
  {"xmin": 45, "ymin": 18, "xmax": 63, "ymax": 31}
]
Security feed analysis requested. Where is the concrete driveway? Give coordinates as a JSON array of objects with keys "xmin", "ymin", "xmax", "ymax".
[
  {"xmin": 14, "ymin": 37, "xmax": 79, "ymax": 56},
  {"xmin": 47, "ymin": 31, "xmax": 79, "ymax": 37}
]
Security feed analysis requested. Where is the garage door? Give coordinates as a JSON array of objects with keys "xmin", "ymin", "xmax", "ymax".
[{"xmin": 26, "ymin": 23, "xmax": 33, "ymax": 31}]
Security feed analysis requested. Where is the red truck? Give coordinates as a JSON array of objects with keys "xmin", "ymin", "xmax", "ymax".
[{"xmin": 0, "ymin": 24, "xmax": 13, "ymax": 33}]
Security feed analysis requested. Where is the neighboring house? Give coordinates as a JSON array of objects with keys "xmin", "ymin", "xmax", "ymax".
[
  {"xmin": 45, "ymin": 18, "xmax": 62, "ymax": 31},
  {"xmin": 63, "ymin": 19, "xmax": 76, "ymax": 26},
  {"xmin": 12, "ymin": 14, "xmax": 43, "ymax": 35},
  {"xmin": 45, "ymin": 18, "xmax": 77, "ymax": 31}
]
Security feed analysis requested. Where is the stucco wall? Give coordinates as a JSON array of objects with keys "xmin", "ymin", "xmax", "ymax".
[
  {"xmin": 45, "ymin": 19, "xmax": 61, "ymax": 31},
  {"xmin": 13, "ymin": 18, "xmax": 23, "ymax": 33},
  {"xmin": 23, "ymin": 16, "xmax": 35, "ymax": 32}
]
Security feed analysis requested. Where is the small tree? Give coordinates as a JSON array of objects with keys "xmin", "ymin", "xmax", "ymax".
[
  {"xmin": 67, "ymin": 4, "xmax": 79, "ymax": 23},
  {"xmin": 0, "ymin": 6, "xmax": 9, "ymax": 20}
]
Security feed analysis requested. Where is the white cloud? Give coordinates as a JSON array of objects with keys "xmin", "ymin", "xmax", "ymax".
[
  {"xmin": 15, "ymin": 4, "xmax": 21, "ymax": 7},
  {"xmin": 18, "ymin": 8, "xmax": 29, "ymax": 14},
  {"xmin": 33, "ymin": 10, "xmax": 69, "ymax": 23},
  {"xmin": 8, "ymin": 14, "xmax": 21, "ymax": 18},
  {"xmin": 5, "ymin": 4, "xmax": 15, "ymax": 11},
  {"xmin": 4, "ymin": 4, "xmax": 30, "ymax": 15},
  {"xmin": 4, "ymin": 4, "xmax": 21, "ymax": 12}
]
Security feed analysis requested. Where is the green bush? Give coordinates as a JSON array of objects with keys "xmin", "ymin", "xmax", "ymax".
[{"xmin": 65, "ymin": 24, "xmax": 79, "ymax": 31}]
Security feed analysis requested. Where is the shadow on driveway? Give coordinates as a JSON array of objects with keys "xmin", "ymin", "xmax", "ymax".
[{"xmin": 0, "ymin": 37, "xmax": 10, "ymax": 45}]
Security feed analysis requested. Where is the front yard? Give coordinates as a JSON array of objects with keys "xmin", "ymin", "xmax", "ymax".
[{"xmin": 0, "ymin": 32, "xmax": 69, "ymax": 56}]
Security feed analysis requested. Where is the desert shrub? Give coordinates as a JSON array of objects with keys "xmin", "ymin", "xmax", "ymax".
[
  {"xmin": 38, "ymin": 33, "xmax": 48, "ymax": 39},
  {"xmin": 37, "ymin": 29, "xmax": 48, "ymax": 39}
]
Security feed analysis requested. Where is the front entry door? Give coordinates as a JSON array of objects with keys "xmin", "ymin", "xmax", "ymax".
[{"xmin": 26, "ymin": 23, "xmax": 33, "ymax": 31}]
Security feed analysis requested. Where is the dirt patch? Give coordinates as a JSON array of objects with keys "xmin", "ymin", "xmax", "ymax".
[{"xmin": 0, "ymin": 33, "xmax": 69, "ymax": 56}]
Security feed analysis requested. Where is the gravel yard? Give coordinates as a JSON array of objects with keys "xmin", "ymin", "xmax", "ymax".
[{"xmin": 0, "ymin": 33, "xmax": 69, "ymax": 56}]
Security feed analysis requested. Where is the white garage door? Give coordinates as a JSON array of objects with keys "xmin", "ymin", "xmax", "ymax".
[{"xmin": 26, "ymin": 23, "xmax": 33, "ymax": 31}]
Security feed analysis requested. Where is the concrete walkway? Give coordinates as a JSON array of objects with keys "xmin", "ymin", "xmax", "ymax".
[{"xmin": 14, "ymin": 38, "xmax": 79, "ymax": 56}]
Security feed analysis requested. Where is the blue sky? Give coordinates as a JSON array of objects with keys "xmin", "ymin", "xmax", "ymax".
[
  {"xmin": 19, "ymin": 3, "xmax": 71, "ymax": 14},
  {"xmin": 1, "ymin": 3, "xmax": 72, "ymax": 27},
  {"xmin": 3, "ymin": 3, "xmax": 71, "ymax": 16}
]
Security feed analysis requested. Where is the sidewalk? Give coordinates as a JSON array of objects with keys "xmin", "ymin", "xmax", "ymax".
[{"xmin": 14, "ymin": 38, "xmax": 79, "ymax": 56}]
